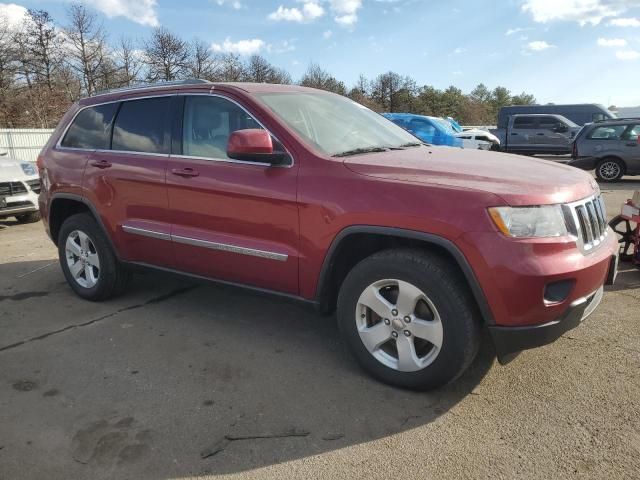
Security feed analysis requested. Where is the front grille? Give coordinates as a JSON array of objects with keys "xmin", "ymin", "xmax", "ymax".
[
  {"xmin": 26, "ymin": 179, "xmax": 41, "ymax": 194},
  {"xmin": 0, "ymin": 181, "xmax": 28, "ymax": 197},
  {"xmin": 566, "ymin": 195, "xmax": 608, "ymax": 253}
]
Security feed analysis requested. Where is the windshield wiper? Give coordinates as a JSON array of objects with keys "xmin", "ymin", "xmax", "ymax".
[
  {"xmin": 399, "ymin": 142, "xmax": 423, "ymax": 148},
  {"xmin": 332, "ymin": 147, "xmax": 390, "ymax": 157}
]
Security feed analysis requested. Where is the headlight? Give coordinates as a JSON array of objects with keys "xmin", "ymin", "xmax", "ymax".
[
  {"xmin": 488, "ymin": 205, "xmax": 568, "ymax": 238},
  {"xmin": 21, "ymin": 162, "xmax": 36, "ymax": 176}
]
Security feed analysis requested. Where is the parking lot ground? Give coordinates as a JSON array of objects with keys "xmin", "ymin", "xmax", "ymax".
[{"xmin": 1, "ymin": 182, "xmax": 639, "ymax": 480}]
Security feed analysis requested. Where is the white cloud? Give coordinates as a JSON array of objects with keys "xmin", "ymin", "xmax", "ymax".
[
  {"xmin": 522, "ymin": 0, "xmax": 640, "ymax": 26},
  {"xmin": 527, "ymin": 40, "xmax": 555, "ymax": 51},
  {"xmin": 85, "ymin": 0, "xmax": 159, "ymax": 27},
  {"xmin": 330, "ymin": 0, "xmax": 363, "ymax": 26},
  {"xmin": 273, "ymin": 39, "xmax": 296, "ymax": 53},
  {"xmin": 609, "ymin": 17, "xmax": 640, "ymax": 27},
  {"xmin": 0, "ymin": 3, "xmax": 28, "ymax": 30},
  {"xmin": 216, "ymin": 0, "xmax": 243, "ymax": 9},
  {"xmin": 268, "ymin": 2, "xmax": 324, "ymax": 22},
  {"xmin": 616, "ymin": 49, "xmax": 640, "ymax": 60},
  {"xmin": 597, "ymin": 37, "xmax": 627, "ymax": 47},
  {"xmin": 323, "ymin": 29, "xmax": 333, "ymax": 39},
  {"xmin": 453, "ymin": 47, "xmax": 465, "ymax": 54},
  {"xmin": 211, "ymin": 37, "xmax": 267, "ymax": 55},
  {"xmin": 505, "ymin": 27, "xmax": 531, "ymax": 36},
  {"xmin": 269, "ymin": 0, "xmax": 362, "ymax": 26}
]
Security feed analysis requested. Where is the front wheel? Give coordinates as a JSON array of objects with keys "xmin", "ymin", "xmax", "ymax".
[
  {"xmin": 58, "ymin": 213, "xmax": 130, "ymax": 301},
  {"xmin": 337, "ymin": 249, "xmax": 481, "ymax": 390}
]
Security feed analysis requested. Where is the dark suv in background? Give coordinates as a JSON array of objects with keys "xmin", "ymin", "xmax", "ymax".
[{"xmin": 570, "ymin": 118, "xmax": 640, "ymax": 181}]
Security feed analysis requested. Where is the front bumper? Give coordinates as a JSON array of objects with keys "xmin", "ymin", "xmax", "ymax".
[
  {"xmin": 0, "ymin": 195, "xmax": 39, "ymax": 217},
  {"xmin": 0, "ymin": 178, "xmax": 40, "ymax": 218},
  {"xmin": 489, "ymin": 285, "xmax": 604, "ymax": 363}
]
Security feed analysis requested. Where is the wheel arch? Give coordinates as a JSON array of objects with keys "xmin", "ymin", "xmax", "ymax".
[
  {"xmin": 314, "ymin": 226, "xmax": 495, "ymax": 325},
  {"xmin": 49, "ymin": 193, "xmax": 119, "ymax": 258}
]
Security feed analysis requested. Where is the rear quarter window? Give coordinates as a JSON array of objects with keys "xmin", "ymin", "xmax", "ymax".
[
  {"xmin": 587, "ymin": 125, "xmax": 628, "ymax": 140},
  {"xmin": 60, "ymin": 103, "xmax": 118, "ymax": 149}
]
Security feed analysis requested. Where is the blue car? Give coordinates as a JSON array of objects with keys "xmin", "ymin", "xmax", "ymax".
[{"xmin": 383, "ymin": 113, "xmax": 463, "ymax": 148}]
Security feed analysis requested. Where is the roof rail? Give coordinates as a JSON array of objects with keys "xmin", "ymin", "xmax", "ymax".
[
  {"xmin": 595, "ymin": 117, "xmax": 640, "ymax": 123},
  {"xmin": 90, "ymin": 79, "xmax": 212, "ymax": 98}
]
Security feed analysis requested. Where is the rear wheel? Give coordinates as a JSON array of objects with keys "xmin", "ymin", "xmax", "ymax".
[
  {"xmin": 58, "ymin": 213, "xmax": 129, "ymax": 301},
  {"xmin": 337, "ymin": 249, "xmax": 481, "ymax": 390},
  {"xmin": 596, "ymin": 158, "xmax": 625, "ymax": 182},
  {"xmin": 15, "ymin": 211, "xmax": 41, "ymax": 224}
]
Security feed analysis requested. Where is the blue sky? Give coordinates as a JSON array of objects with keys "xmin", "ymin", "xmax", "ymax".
[{"xmin": 2, "ymin": 0, "xmax": 640, "ymax": 106}]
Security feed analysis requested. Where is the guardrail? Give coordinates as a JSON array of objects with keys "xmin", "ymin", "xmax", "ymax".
[{"xmin": 0, "ymin": 129, "xmax": 55, "ymax": 163}]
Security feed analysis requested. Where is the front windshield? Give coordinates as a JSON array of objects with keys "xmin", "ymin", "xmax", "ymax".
[
  {"xmin": 256, "ymin": 92, "xmax": 421, "ymax": 156},
  {"xmin": 433, "ymin": 117, "xmax": 458, "ymax": 135}
]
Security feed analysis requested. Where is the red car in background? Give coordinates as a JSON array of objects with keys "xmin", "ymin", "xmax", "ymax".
[{"xmin": 37, "ymin": 80, "xmax": 618, "ymax": 390}]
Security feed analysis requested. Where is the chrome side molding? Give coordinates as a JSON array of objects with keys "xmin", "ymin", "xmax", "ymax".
[{"xmin": 122, "ymin": 224, "xmax": 288, "ymax": 262}]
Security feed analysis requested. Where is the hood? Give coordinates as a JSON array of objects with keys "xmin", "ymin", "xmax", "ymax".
[
  {"xmin": 0, "ymin": 157, "xmax": 38, "ymax": 181},
  {"xmin": 343, "ymin": 146, "xmax": 598, "ymax": 206}
]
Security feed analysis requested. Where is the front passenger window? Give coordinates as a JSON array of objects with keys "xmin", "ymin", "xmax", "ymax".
[{"xmin": 182, "ymin": 96, "xmax": 263, "ymax": 160}]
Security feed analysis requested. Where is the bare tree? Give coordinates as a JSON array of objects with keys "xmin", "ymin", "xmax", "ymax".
[
  {"xmin": 15, "ymin": 9, "xmax": 64, "ymax": 90},
  {"xmin": 64, "ymin": 3, "xmax": 106, "ymax": 95},
  {"xmin": 188, "ymin": 39, "xmax": 220, "ymax": 80},
  {"xmin": 300, "ymin": 62, "xmax": 345, "ymax": 94},
  {"xmin": 218, "ymin": 53, "xmax": 244, "ymax": 81},
  {"xmin": 245, "ymin": 55, "xmax": 273, "ymax": 83},
  {"xmin": 143, "ymin": 27, "xmax": 190, "ymax": 82},
  {"xmin": 113, "ymin": 36, "xmax": 143, "ymax": 86}
]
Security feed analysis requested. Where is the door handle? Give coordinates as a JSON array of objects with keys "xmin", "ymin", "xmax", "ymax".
[
  {"xmin": 511, "ymin": 133, "xmax": 518, "ymax": 136},
  {"xmin": 90, "ymin": 160, "xmax": 112, "ymax": 169},
  {"xmin": 536, "ymin": 133, "xmax": 545, "ymax": 136},
  {"xmin": 171, "ymin": 168, "xmax": 199, "ymax": 178}
]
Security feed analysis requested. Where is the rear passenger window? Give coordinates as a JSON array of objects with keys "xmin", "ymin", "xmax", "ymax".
[
  {"xmin": 513, "ymin": 117, "xmax": 535, "ymax": 129},
  {"xmin": 60, "ymin": 103, "xmax": 117, "ymax": 149},
  {"xmin": 182, "ymin": 96, "xmax": 262, "ymax": 160},
  {"xmin": 588, "ymin": 125, "xmax": 627, "ymax": 140},
  {"xmin": 112, "ymin": 97, "xmax": 170, "ymax": 154}
]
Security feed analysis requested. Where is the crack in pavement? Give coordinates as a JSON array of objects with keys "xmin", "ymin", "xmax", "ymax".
[
  {"xmin": 0, "ymin": 285, "xmax": 197, "ymax": 353},
  {"xmin": 200, "ymin": 428, "xmax": 311, "ymax": 459}
]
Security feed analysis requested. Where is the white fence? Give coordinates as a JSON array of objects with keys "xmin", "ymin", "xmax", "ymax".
[{"xmin": 0, "ymin": 129, "xmax": 55, "ymax": 163}]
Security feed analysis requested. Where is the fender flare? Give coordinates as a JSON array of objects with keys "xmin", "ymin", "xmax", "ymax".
[
  {"xmin": 49, "ymin": 193, "xmax": 121, "ymax": 259},
  {"xmin": 314, "ymin": 225, "xmax": 495, "ymax": 325}
]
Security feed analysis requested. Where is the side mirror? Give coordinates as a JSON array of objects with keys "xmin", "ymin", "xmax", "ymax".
[{"xmin": 227, "ymin": 129, "xmax": 288, "ymax": 165}]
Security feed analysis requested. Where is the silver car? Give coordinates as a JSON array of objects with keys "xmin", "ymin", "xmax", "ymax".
[{"xmin": 569, "ymin": 119, "xmax": 640, "ymax": 182}]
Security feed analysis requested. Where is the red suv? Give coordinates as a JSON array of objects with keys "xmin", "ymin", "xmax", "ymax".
[{"xmin": 38, "ymin": 80, "xmax": 619, "ymax": 390}]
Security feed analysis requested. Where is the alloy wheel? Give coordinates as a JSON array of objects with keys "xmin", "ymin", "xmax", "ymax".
[
  {"xmin": 599, "ymin": 161, "xmax": 621, "ymax": 181},
  {"xmin": 65, "ymin": 230, "xmax": 101, "ymax": 288},
  {"xmin": 355, "ymin": 279, "xmax": 444, "ymax": 372}
]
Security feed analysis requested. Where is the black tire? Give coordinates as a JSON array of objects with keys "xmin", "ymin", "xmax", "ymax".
[
  {"xmin": 596, "ymin": 157, "xmax": 625, "ymax": 182},
  {"xmin": 15, "ymin": 211, "xmax": 41, "ymax": 224},
  {"xmin": 337, "ymin": 248, "xmax": 481, "ymax": 390},
  {"xmin": 58, "ymin": 213, "xmax": 130, "ymax": 301}
]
